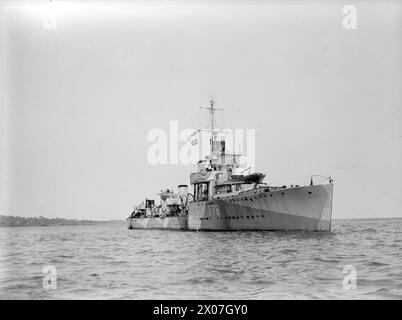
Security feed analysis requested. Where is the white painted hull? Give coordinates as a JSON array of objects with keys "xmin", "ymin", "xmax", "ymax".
[
  {"xmin": 188, "ymin": 184, "xmax": 333, "ymax": 231},
  {"xmin": 128, "ymin": 216, "xmax": 188, "ymax": 230},
  {"xmin": 128, "ymin": 184, "xmax": 333, "ymax": 231}
]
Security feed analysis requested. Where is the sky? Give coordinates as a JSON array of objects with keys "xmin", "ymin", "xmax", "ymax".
[{"xmin": 0, "ymin": 0, "xmax": 401, "ymax": 220}]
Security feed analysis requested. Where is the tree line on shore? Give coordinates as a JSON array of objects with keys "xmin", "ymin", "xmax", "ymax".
[{"xmin": 0, "ymin": 215, "xmax": 107, "ymax": 227}]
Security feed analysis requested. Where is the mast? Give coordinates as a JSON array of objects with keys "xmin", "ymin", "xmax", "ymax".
[{"xmin": 200, "ymin": 98, "xmax": 223, "ymax": 157}]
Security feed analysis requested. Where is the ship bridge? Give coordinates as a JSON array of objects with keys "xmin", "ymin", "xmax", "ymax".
[{"xmin": 190, "ymin": 98, "xmax": 265, "ymax": 202}]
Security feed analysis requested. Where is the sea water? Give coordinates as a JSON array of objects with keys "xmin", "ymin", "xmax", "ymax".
[{"xmin": 0, "ymin": 218, "xmax": 401, "ymax": 299}]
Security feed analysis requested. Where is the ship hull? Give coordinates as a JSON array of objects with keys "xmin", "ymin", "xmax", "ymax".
[
  {"xmin": 128, "ymin": 216, "xmax": 188, "ymax": 230},
  {"xmin": 188, "ymin": 184, "xmax": 333, "ymax": 231}
]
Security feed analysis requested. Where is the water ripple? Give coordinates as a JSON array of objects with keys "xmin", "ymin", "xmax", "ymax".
[{"xmin": 0, "ymin": 219, "xmax": 401, "ymax": 299}]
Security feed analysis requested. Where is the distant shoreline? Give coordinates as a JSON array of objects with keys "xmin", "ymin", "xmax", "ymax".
[
  {"xmin": 1, "ymin": 215, "xmax": 400, "ymax": 228},
  {"xmin": 332, "ymin": 216, "xmax": 402, "ymax": 221},
  {"xmin": 0, "ymin": 215, "xmax": 124, "ymax": 227}
]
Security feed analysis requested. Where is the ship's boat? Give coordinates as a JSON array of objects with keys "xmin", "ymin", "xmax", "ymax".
[
  {"xmin": 128, "ymin": 98, "xmax": 333, "ymax": 231},
  {"xmin": 226, "ymin": 173, "xmax": 266, "ymax": 184}
]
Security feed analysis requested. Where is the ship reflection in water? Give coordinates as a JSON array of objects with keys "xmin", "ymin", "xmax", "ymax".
[{"xmin": 128, "ymin": 99, "xmax": 334, "ymax": 231}]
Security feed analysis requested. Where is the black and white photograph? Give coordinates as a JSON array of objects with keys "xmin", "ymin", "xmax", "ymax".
[{"xmin": 0, "ymin": 0, "xmax": 401, "ymax": 304}]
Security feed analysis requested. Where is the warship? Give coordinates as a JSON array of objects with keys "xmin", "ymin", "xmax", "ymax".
[{"xmin": 128, "ymin": 99, "xmax": 334, "ymax": 231}]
